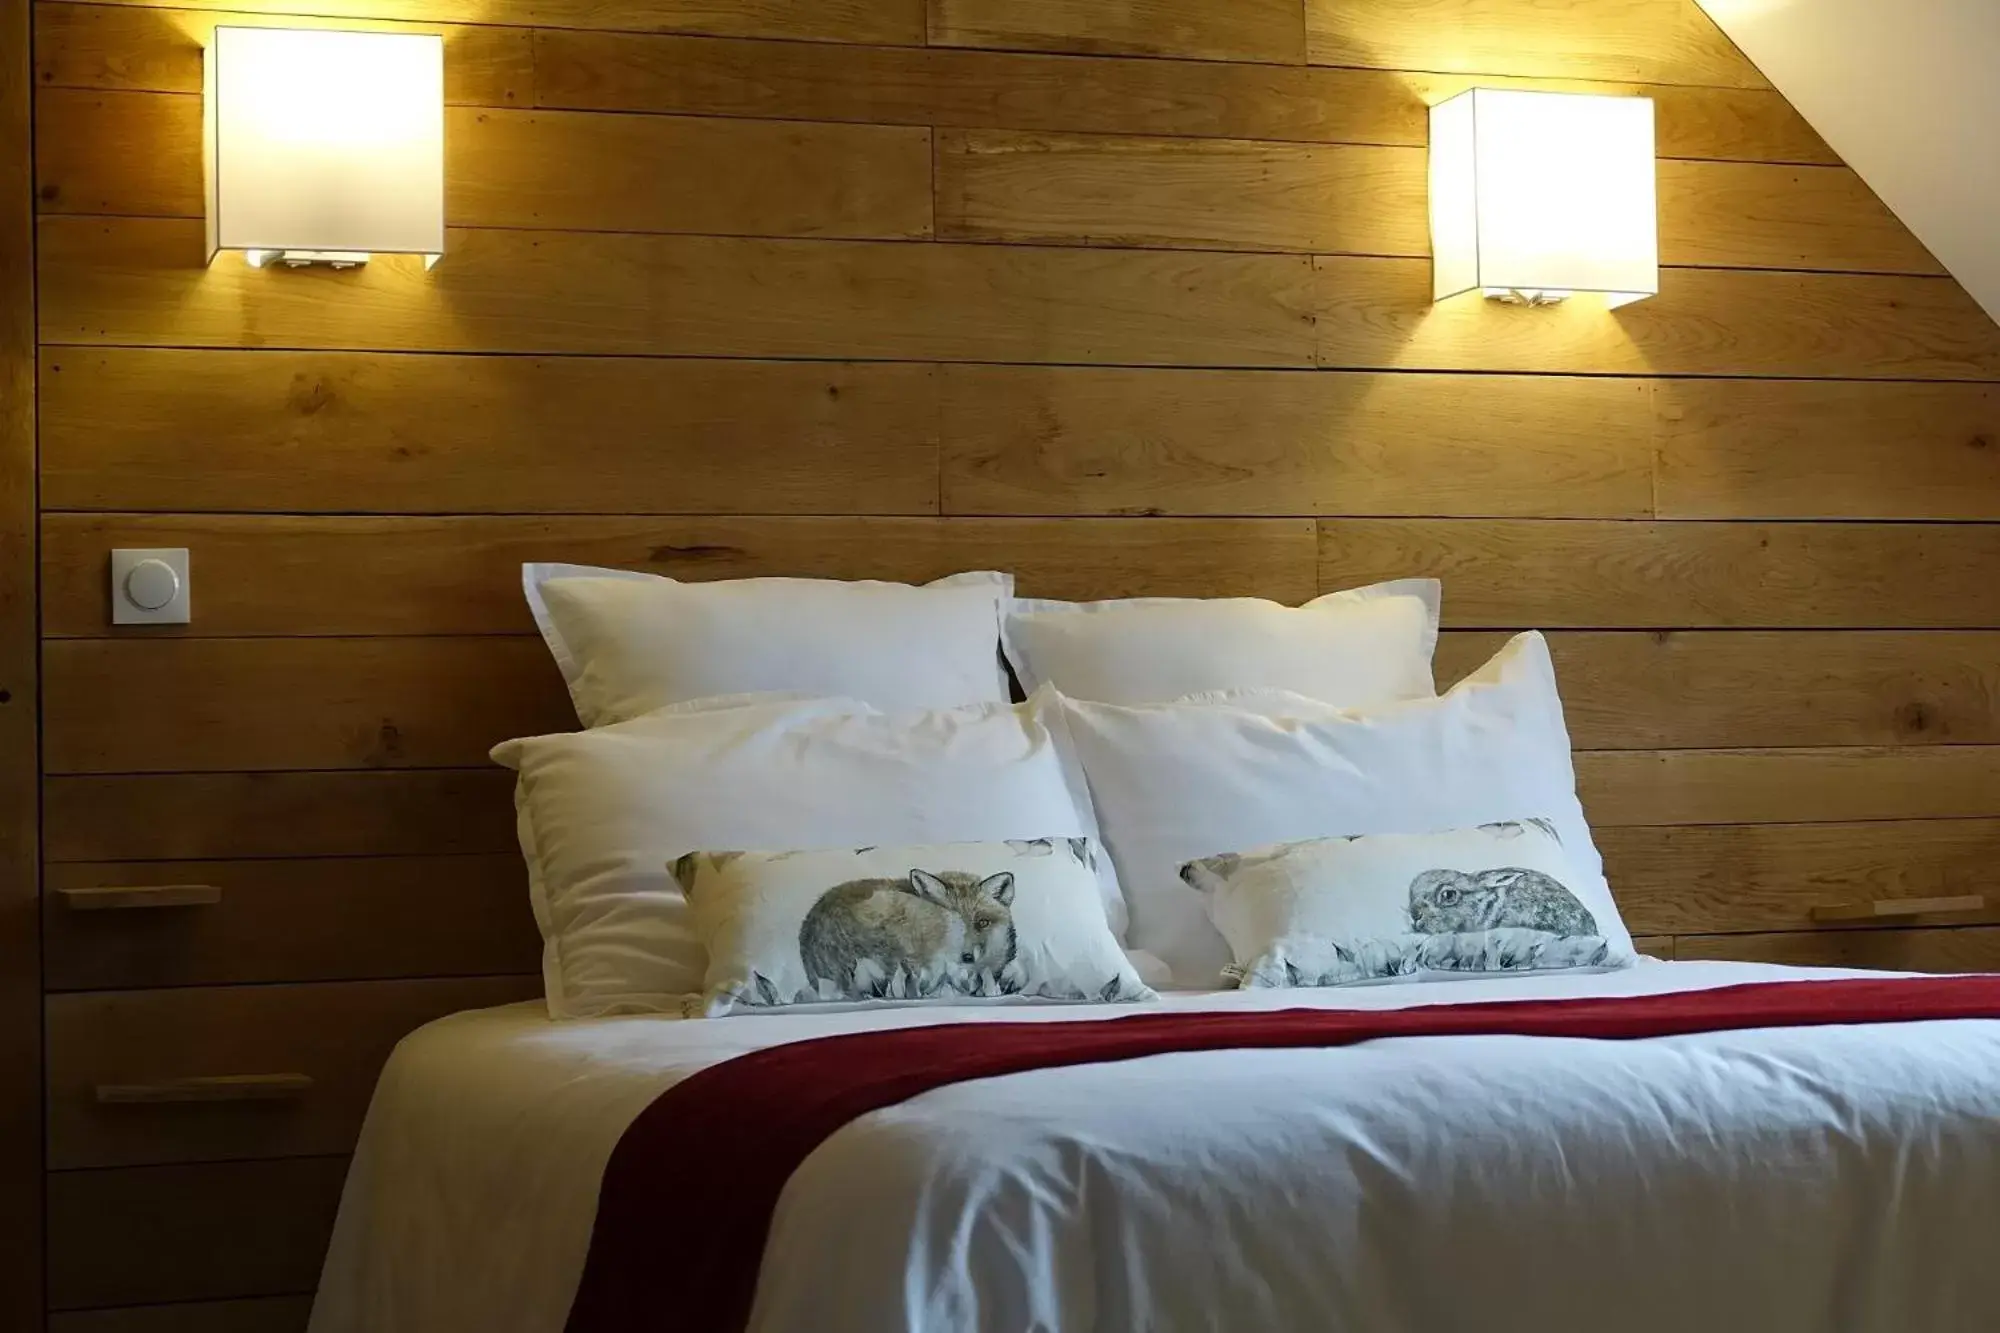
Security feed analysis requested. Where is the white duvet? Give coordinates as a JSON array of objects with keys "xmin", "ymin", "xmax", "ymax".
[{"xmin": 310, "ymin": 961, "xmax": 2000, "ymax": 1333}]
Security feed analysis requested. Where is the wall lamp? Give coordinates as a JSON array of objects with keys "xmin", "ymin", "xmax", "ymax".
[
  {"xmin": 205, "ymin": 26, "xmax": 444, "ymax": 269},
  {"xmin": 1430, "ymin": 88, "xmax": 1658, "ymax": 309}
]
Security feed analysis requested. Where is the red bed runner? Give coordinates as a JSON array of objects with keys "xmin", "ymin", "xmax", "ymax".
[{"xmin": 563, "ymin": 976, "xmax": 2000, "ymax": 1333}]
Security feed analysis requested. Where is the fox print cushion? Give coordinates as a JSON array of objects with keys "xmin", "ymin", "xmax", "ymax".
[
  {"xmin": 1183, "ymin": 820, "xmax": 1638, "ymax": 989},
  {"xmin": 676, "ymin": 838, "xmax": 1155, "ymax": 1017}
]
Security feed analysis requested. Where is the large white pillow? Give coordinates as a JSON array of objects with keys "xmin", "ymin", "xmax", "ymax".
[
  {"xmin": 1003, "ymin": 578, "xmax": 1440, "ymax": 705},
  {"xmin": 491, "ymin": 688, "xmax": 1121, "ymax": 1018},
  {"xmin": 1060, "ymin": 632, "xmax": 1637, "ymax": 988},
  {"xmin": 525, "ymin": 564, "xmax": 1013, "ymax": 727}
]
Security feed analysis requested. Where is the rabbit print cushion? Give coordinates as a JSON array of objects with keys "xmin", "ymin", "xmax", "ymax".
[
  {"xmin": 1184, "ymin": 820, "xmax": 1637, "ymax": 989},
  {"xmin": 677, "ymin": 838, "xmax": 1154, "ymax": 1017}
]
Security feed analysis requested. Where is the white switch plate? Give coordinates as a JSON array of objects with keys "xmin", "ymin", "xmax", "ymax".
[{"xmin": 111, "ymin": 548, "xmax": 191, "ymax": 625}]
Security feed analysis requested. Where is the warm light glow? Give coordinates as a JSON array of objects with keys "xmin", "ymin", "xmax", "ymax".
[
  {"xmin": 204, "ymin": 27, "xmax": 444, "ymax": 266},
  {"xmin": 1695, "ymin": 0, "xmax": 1799, "ymax": 19},
  {"xmin": 1429, "ymin": 89, "xmax": 1658, "ymax": 310}
]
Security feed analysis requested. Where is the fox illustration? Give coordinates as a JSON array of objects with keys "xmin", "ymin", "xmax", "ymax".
[{"xmin": 799, "ymin": 868, "xmax": 1021, "ymax": 1000}]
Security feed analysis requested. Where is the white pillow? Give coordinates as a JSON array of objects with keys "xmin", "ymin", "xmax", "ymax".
[
  {"xmin": 1184, "ymin": 820, "xmax": 1630, "ymax": 989},
  {"xmin": 1003, "ymin": 578, "xmax": 1441, "ymax": 705},
  {"xmin": 491, "ymin": 688, "xmax": 1121, "ymax": 1018},
  {"xmin": 677, "ymin": 838, "xmax": 1152, "ymax": 1017},
  {"xmin": 524, "ymin": 564, "xmax": 1013, "ymax": 727},
  {"xmin": 1060, "ymin": 632, "xmax": 1637, "ymax": 988}
]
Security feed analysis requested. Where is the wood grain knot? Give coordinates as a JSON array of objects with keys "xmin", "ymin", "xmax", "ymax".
[
  {"xmin": 648, "ymin": 544, "xmax": 744, "ymax": 563},
  {"xmin": 288, "ymin": 378, "xmax": 335, "ymax": 416},
  {"xmin": 1895, "ymin": 701, "xmax": 1936, "ymax": 736}
]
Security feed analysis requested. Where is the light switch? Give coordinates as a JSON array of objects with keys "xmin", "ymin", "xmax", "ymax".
[{"xmin": 112, "ymin": 548, "xmax": 191, "ymax": 625}]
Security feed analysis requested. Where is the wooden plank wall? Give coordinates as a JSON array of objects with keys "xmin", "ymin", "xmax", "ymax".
[
  {"xmin": 20, "ymin": 0, "xmax": 2000, "ymax": 1324},
  {"xmin": 3, "ymin": 0, "xmax": 41, "ymax": 1325}
]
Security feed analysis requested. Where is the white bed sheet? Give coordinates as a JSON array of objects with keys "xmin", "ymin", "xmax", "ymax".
[{"xmin": 310, "ymin": 961, "xmax": 2000, "ymax": 1333}]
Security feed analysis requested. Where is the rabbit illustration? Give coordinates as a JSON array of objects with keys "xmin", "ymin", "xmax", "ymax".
[
  {"xmin": 799, "ymin": 868, "xmax": 1020, "ymax": 1000},
  {"xmin": 1407, "ymin": 867, "xmax": 1598, "ymax": 937}
]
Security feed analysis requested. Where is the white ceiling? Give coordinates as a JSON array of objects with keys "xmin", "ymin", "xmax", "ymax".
[{"xmin": 1697, "ymin": 0, "xmax": 2000, "ymax": 324}]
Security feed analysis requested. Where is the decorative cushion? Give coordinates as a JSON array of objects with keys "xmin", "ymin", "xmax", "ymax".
[
  {"xmin": 677, "ymin": 838, "xmax": 1153, "ymax": 1017},
  {"xmin": 1184, "ymin": 820, "xmax": 1626, "ymax": 988}
]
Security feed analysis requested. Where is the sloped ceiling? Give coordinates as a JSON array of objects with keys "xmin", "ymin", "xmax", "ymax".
[{"xmin": 1696, "ymin": 0, "xmax": 2000, "ymax": 323}]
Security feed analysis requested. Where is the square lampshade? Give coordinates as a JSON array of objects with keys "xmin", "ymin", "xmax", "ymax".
[
  {"xmin": 204, "ymin": 26, "xmax": 445, "ymax": 267},
  {"xmin": 1429, "ymin": 88, "xmax": 1658, "ymax": 309}
]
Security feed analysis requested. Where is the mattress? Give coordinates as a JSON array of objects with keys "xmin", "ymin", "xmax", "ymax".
[{"xmin": 309, "ymin": 960, "xmax": 2000, "ymax": 1333}]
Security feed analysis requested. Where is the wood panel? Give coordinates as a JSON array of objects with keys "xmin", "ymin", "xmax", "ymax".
[
  {"xmin": 1318, "ymin": 519, "xmax": 2000, "ymax": 628},
  {"xmin": 1603, "ymin": 820, "xmax": 2000, "ymax": 936},
  {"xmin": 44, "ymin": 637, "xmax": 574, "ymax": 773},
  {"xmin": 452, "ymin": 108, "xmax": 932, "ymax": 238},
  {"xmin": 51, "ymin": 356, "xmax": 2000, "ymax": 523},
  {"xmin": 39, "ymin": 217, "xmax": 1320, "ymax": 367},
  {"xmin": 45, "ymin": 769, "xmax": 517, "ymax": 862},
  {"xmin": 1576, "ymin": 747, "xmax": 2000, "ymax": 829},
  {"xmin": 45, "ymin": 855, "xmax": 535, "ymax": 989},
  {"xmin": 33, "ymin": 3, "xmax": 534, "ymax": 106},
  {"xmin": 1304, "ymin": 0, "xmax": 1767, "ymax": 88},
  {"xmin": 1655, "ymin": 380, "xmax": 2000, "ymax": 520},
  {"xmin": 531, "ymin": 29, "xmax": 1831, "ymax": 162},
  {"xmin": 43, "ymin": 747, "xmax": 2000, "ymax": 889},
  {"xmin": 44, "ymin": 217, "xmax": 1999, "ymax": 379},
  {"xmin": 46, "ymin": 823, "xmax": 1990, "ymax": 990},
  {"xmin": 1676, "ymin": 926, "xmax": 2000, "ymax": 973},
  {"xmin": 47, "ymin": 976, "xmax": 538, "ymax": 1168},
  {"xmin": 936, "ymin": 132, "xmax": 1932, "ymax": 274},
  {"xmin": 63, "ymin": 0, "xmax": 925, "ymax": 44},
  {"xmin": 929, "ymin": 0, "xmax": 1306, "ymax": 64},
  {"xmin": 38, "ymin": 89, "xmax": 936, "ymax": 240},
  {"xmin": 1655, "ymin": 159, "xmax": 1941, "ymax": 276},
  {"xmin": 43, "ymin": 516, "xmax": 1321, "ymax": 637},
  {"xmin": 1631, "ymin": 936, "xmax": 1673, "ymax": 961},
  {"xmin": 51, "ymin": 1296, "xmax": 314, "ymax": 1333},
  {"xmin": 43, "ymin": 628, "xmax": 2000, "ymax": 774},
  {"xmin": 34, "ymin": 89, "xmax": 195, "ymax": 219},
  {"xmin": 0, "ymin": 0, "xmax": 37, "ymax": 1321},
  {"xmin": 936, "ymin": 130, "xmax": 1425, "ymax": 255},
  {"xmin": 1316, "ymin": 260, "xmax": 2000, "ymax": 381},
  {"xmin": 47, "ymin": 1156, "xmax": 348, "ymax": 1310},
  {"xmin": 46, "ymin": 513, "xmax": 2000, "ymax": 638},
  {"xmin": 1435, "ymin": 630, "xmax": 2000, "ymax": 750},
  {"xmin": 945, "ymin": 372, "xmax": 2000, "ymax": 520},
  {"xmin": 941, "ymin": 366, "xmax": 1653, "ymax": 518},
  {"xmin": 41, "ymin": 350, "xmax": 943, "ymax": 515}
]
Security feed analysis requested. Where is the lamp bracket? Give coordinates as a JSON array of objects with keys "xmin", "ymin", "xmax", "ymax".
[
  {"xmin": 245, "ymin": 249, "xmax": 370, "ymax": 270},
  {"xmin": 1484, "ymin": 288, "xmax": 1571, "ymax": 307}
]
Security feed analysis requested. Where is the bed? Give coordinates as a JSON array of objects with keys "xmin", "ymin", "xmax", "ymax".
[{"xmin": 309, "ymin": 959, "xmax": 2000, "ymax": 1333}]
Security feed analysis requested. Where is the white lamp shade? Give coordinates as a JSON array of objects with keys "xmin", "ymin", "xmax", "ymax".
[
  {"xmin": 204, "ymin": 27, "xmax": 445, "ymax": 263},
  {"xmin": 1430, "ymin": 88, "xmax": 1658, "ymax": 309}
]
